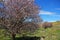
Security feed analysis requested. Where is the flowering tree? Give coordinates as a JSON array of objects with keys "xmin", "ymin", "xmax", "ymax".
[{"xmin": 0, "ymin": 0, "xmax": 41, "ymax": 40}]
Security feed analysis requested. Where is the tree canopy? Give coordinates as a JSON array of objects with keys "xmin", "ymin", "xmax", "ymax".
[{"xmin": 0, "ymin": 0, "xmax": 41, "ymax": 40}]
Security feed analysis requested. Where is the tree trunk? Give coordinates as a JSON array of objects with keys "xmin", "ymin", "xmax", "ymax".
[{"xmin": 12, "ymin": 33, "xmax": 16, "ymax": 40}]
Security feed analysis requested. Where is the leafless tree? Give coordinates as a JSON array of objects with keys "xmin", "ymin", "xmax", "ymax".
[{"xmin": 0, "ymin": 0, "xmax": 41, "ymax": 40}]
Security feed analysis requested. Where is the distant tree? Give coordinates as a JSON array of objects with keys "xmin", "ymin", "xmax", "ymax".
[
  {"xmin": 0, "ymin": 0, "xmax": 41, "ymax": 40},
  {"xmin": 42, "ymin": 22, "xmax": 52, "ymax": 29},
  {"xmin": 56, "ymin": 20, "xmax": 60, "ymax": 22}
]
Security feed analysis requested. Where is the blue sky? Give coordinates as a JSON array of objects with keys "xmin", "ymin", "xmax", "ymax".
[{"xmin": 35, "ymin": 0, "xmax": 60, "ymax": 22}]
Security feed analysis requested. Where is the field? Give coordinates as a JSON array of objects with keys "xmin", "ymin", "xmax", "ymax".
[
  {"xmin": 0, "ymin": 25, "xmax": 60, "ymax": 40},
  {"xmin": 34, "ymin": 25, "xmax": 60, "ymax": 40}
]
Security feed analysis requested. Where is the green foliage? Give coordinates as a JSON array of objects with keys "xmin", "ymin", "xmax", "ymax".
[
  {"xmin": 0, "ymin": 29, "xmax": 11, "ymax": 40},
  {"xmin": 24, "ymin": 25, "xmax": 60, "ymax": 40},
  {"xmin": 0, "ymin": 25, "xmax": 60, "ymax": 40}
]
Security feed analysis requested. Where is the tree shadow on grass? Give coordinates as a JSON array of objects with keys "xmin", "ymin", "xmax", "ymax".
[{"xmin": 16, "ymin": 36, "xmax": 41, "ymax": 40}]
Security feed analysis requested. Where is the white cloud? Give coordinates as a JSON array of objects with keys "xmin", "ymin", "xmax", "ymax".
[
  {"xmin": 39, "ymin": 10, "xmax": 55, "ymax": 15},
  {"xmin": 39, "ymin": 10, "xmax": 60, "ymax": 17},
  {"xmin": 48, "ymin": 21, "xmax": 56, "ymax": 22}
]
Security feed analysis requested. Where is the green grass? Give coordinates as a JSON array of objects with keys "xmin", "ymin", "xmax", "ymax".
[
  {"xmin": 0, "ymin": 25, "xmax": 60, "ymax": 40},
  {"xmin": 33, "ymin": 26, "xmax": 60, "ymax": 40},
  {"xmin": 26, "ymin": 25, "xmax": 60, "ymax": 40},
  {"xmin": 0, "ymin": 29, "xmax": 11, "ymax": 40}
]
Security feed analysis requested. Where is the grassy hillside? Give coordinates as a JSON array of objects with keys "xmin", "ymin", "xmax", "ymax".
[
  {"xmin": 33, "ymin": 25, "xmax": 60, "ymax": 40},
  {"xmin": 52, "ymin": 21, "xmax": 60, "ymax": 26},
  {"xmin": 0, "ymin": 23, "xmax": 60, "ymax": 40}
]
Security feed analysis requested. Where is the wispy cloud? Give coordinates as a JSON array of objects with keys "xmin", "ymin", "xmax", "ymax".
[
  {"xmin": 39, "ymin": 10, "xmax": 60, "ymax": 17},
  {"xmin": 39, "ymin": 10, "xmax": 60, "ymax": 22},
  {"xmin": 39, "ymin": 10, "xmax": 55, "ymax": 15}
]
